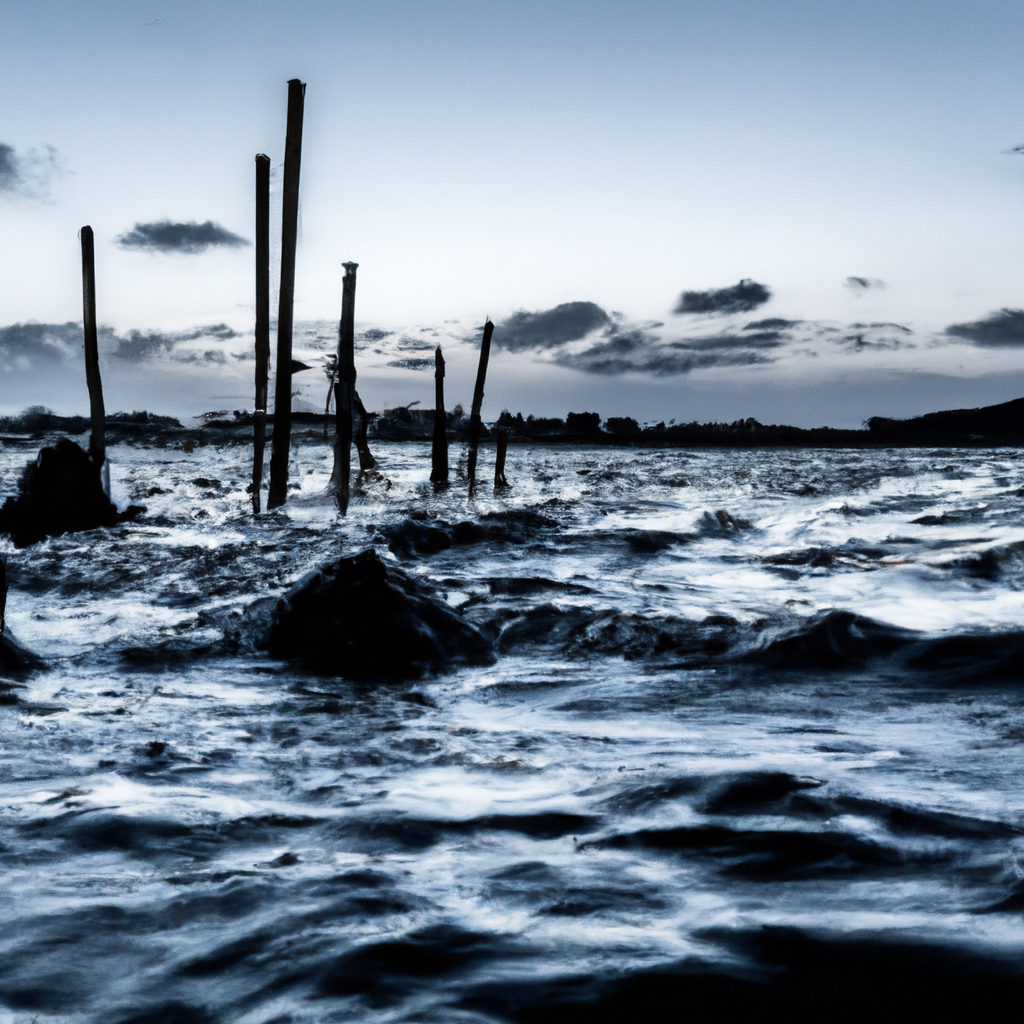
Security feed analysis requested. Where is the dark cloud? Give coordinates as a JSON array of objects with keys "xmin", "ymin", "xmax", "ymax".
[
  {"xmin": 493, "ymin": 301, "xmax": 611, "ymax": 352},
  {"xmin": 0, "ymin": 143, "xmax": 64, "ymax": 201},
  {"xmin": 944, "ymin": 309, "xmax": 1024, "ymax": 347},
  {"xmin": 745, "ymin": 318, "xmax": 800, "ymax": 330},
  {"xmin": 674, "ymin": 279, "xmax": 771, "ymax": 316},
  {"xmin": 674, "ymin": 331, "xmax": 785, "ymax": 352},
  {"xmin": 361, "ymin": 329, "xmax": 394, "ymax": 342},
  {"xmin": 117, "ymin": 220, "xmax": 250, "ymax": 254},
  {"xmin": 844, "ymin": 276, "xmax": 885, "ymax": 292},
  {"xmin": 1004, "ymin": 144, "xmax": 1024, "ymax": 155},
  {"xmin": 387, "ymin": 357, "xmax": 434, "ymax": 370},
  {"xmin": 553, "ymin": 327, "xmax": 775, "ymax": 376}
]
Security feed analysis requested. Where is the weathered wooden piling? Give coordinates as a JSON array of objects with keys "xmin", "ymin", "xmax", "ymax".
[
  {"xmin": 431, "ymin": 345, "xmax": 448, "ymax": 484},
  {"xmin": 79, "ymin": 226, "xmax": 105, "ymax": 468},
  {"xmin": 332, "ymin": 262, "xmax": 358, "ymax": 513},
  {"xmin": 355, "ymin": 396, "xmax": 376, "ymax": 471},
  {"xmin": 494, "ymin": 429, "xmax": 509, "ymax": 488},
  {"xmin": 466, "ymin": 320, "xmax": 494, "ymax": 492},
  {"xmin": 251, "ymin": 153, "xmax": 271, "ymax": 514},
  {"xmin": 267, "ymin": 78, "xmax": 306, "ymax": 511}
]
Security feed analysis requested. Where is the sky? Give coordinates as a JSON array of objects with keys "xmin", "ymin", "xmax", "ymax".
[{"xmin": 2, "ymin": 0, "xmax": 1024, "ymax": 426}]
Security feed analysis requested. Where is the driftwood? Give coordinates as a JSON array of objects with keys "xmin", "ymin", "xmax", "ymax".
[
  {"xmin": 332, "ymin": 262, "xmax": 358, "ymax": 512},
  {"xmin": 268, "ymin": 79, "xmax": 306, "ymax": 510},
  {"xmin": 494, "ymin": 428, "xmax": 509, "ymax": 488},
  {"xmin": 466, "ymin": 320, "xmax": 494, "ymax": 492},
  {"xmin": 431, "ymin": 345, "xmax": 448, "ymax": 484},
  {"xmin": 251, "ymin": 153, "xmax": 271, "ymax": 514}
]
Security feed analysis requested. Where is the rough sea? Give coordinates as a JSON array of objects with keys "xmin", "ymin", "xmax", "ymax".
[{"xmin": 2, "ymin": 435, "xmax": 1024, "ymax": 1022}]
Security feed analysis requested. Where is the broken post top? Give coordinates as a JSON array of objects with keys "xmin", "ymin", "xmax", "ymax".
[
  {"xmin": 435, "ymin": 345, "xmax": 445, "ymax": 375},
  {"xmin": 343, "ymin": 262, "xmax": 359, "ymax": 274}
]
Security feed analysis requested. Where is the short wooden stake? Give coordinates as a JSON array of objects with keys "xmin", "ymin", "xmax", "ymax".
[
  {"xmin": 268, "ymin": 78, "xmax": 306, "ymax": 510},
  {"xmin": 431, "ymin": 345, "xmax": 448, "ymax": 483},
  {"xmin": 494, "ymin": 428, "xmax": 509, "ymax": 488},
  {"xmin": 332, "ymin": 262, "xmax": 358, "ymax": 512},
  {"xmin": 251, "ymin": 153, "xmax": 271, "ymax": 514},
  {"xmin": 355, "ymin": 396, "xmax": 376, "ymax": 471},
  {"xmin": 79, "ymin": 226, "xmax": 106, "ymax": 468},
  {"xmin": 466, "ymin": 320, "xmax": 494, "ymax": 492}
]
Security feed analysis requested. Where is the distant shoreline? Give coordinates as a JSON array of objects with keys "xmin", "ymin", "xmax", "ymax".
[{"xmin": 2, "ymin": 396, "xmax": 1022, "ymax": 449}]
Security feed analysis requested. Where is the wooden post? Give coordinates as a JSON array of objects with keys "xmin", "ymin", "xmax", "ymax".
[
  {"xmin": 431, "ymin": 345, "xmax": 448, "ymax": 484},
  {"xmin": 251, "ymin": 153, "xmax": 271, "ymax": 514},
  {"xmin": 494, "ymin": 429, "xmax": 509, "ymax": 488},
  {"xmin": 332, "ymin": 262, "xmax": 358, "ymax": 513},
  {"xmin": 267, "ymin": 79, "xmax": 306, "ymax": 510},
  {"xmin": 355, "ymin": 395, "xmax": 376, "ymax": 470},
  {"xmin": 466, "ymin": 320, "xmax": 494, "ymax": 492},
  {"xmin": 79, "ymin": 226, "xmax": 105, "ymax": 468}
]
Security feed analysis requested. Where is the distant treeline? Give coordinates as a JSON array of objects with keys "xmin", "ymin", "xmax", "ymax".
[{"xmin": 3, "ymin": 396, "xmax": 1023, "ymax": 447}]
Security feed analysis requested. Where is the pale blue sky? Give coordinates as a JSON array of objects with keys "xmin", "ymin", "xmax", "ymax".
[{"xmin": 2, "ymin": 1, "xmax": 1024, "ymax": 423}]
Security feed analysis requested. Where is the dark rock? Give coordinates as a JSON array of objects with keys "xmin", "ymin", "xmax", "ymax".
[
  {"xmin": 1, "ymin": 630, "xmax": 46, "ymax": 678},
  {"xmin": 0, "ymin": 439, "xmax": 123, "ymax": 547},
  {"xmin": 746, "ymin": 610, "xmax": 919, "ymax": 671},
  {"xmin": 268, "ymin": 549, "xmax": 494, "ymax": 678}
]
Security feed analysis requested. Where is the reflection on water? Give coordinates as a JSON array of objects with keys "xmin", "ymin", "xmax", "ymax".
[{"xmin": 2, "ymin": 437, "xmax": 1024, "ymax": 1021}]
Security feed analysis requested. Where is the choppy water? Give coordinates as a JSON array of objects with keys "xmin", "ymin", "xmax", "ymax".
[{"xmin": 2, "ymin": 436, "xmax": 1024, "ymax": 1022}]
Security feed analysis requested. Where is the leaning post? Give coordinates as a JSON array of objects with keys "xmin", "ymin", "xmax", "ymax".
[
  {"xmin": 332, "ymin": 262, "xmax": 358, "ymax": 513},
  {"xmin": 80, "ymin": 226, "xmax": 106, "ymax": 470},
  {"xmin": 251, "ymin": 153, "xmax": 271, "ymax": 514},
  {"xmin": 431, "ymin": 345, "xmax": 448, "ymax": 484},
  {"xmin": 267, "ymin": 78, "xmax": 306, "ymax": 510},
  {"xmin": 466, "ymin": 320, "xmax": 494, "ymax": 492}
]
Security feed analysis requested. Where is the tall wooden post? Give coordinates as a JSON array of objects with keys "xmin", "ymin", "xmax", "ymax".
[
  {"xmin": 332, "ymin": 262, "xmax": 358, "ymax": 513},
  {"xmin": 267, "ymin": 78, "xmax": 306, "ymax": 510},
  {"xmin": 80, "ymin": 226, "xmax": 105, "ymax": 468},
  {"xmin": 431, "ymin": 345, "xmax": 448, "ymax": 483},
  {"xmin": 251, "ymin": 153, "xmax": 271, "ymax": 514},
  {"xmin": 494, "ymin": 429, "xmax": 509, "ymax": 488},
  {"xmin": 466, "ymin": 320, "xmax": 494, "ymax": 492}
]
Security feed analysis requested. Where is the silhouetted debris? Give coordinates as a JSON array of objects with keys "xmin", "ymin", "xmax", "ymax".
[
  {"xmin": 0, "ymin": 439, "xmax": 144, "ymax": 547},
  {"xmin": 267, "ymin": 548, "xmax": 494, "ymax": 678}
]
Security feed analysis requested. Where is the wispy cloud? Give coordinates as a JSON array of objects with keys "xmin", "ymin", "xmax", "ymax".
[
  {"xmin": 0, "ymin": 143, "xmax": 66, "ymax": 202},
  {"xmin": 844, "ymin": 276, "xmax": 885, "ymax": 292},
  {"xmin": 117, "ymin": 220, "xmax": 250, "ymax": 254},
  {"xmin": 674, "ymin": 279, "xmax": 771, "ymax": 315},
  {"xmin": 944, "ymin": 308, "xmax": 1024, "ymax": 347}
]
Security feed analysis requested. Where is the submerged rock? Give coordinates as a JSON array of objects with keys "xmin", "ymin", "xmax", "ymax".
[
  {"xmin": 0, "ymin": 439, "xmax": 142, "ymax": 547},
  {"xmin": 268, "ymin": 549, "xmax": 494, "ymax": 678}
]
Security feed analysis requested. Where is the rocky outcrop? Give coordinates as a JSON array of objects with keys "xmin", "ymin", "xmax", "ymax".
[
  {"xmin": 0, "ymin": 439, "xmax": 142, "ymax": 547},
  {"xmin": 268, "ymin": 549, "xmax": 494, "ymax": 679}
]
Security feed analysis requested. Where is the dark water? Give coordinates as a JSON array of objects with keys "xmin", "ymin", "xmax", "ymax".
[{"xmin": 2, "ymin": 437, "xmax": 1024, "ymax": 1022}]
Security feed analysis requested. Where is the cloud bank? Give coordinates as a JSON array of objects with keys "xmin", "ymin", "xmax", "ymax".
[
  {"xmin": 674, "ymin": 279, "xmax": 771, "ymax": 315},
  {"xmin": 117, "ymin": 220, "xmax": 250, "ymax": 254},
  {"xmin": 0, "ymin": 321, "xmax": 243, "ymax": 371}
]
